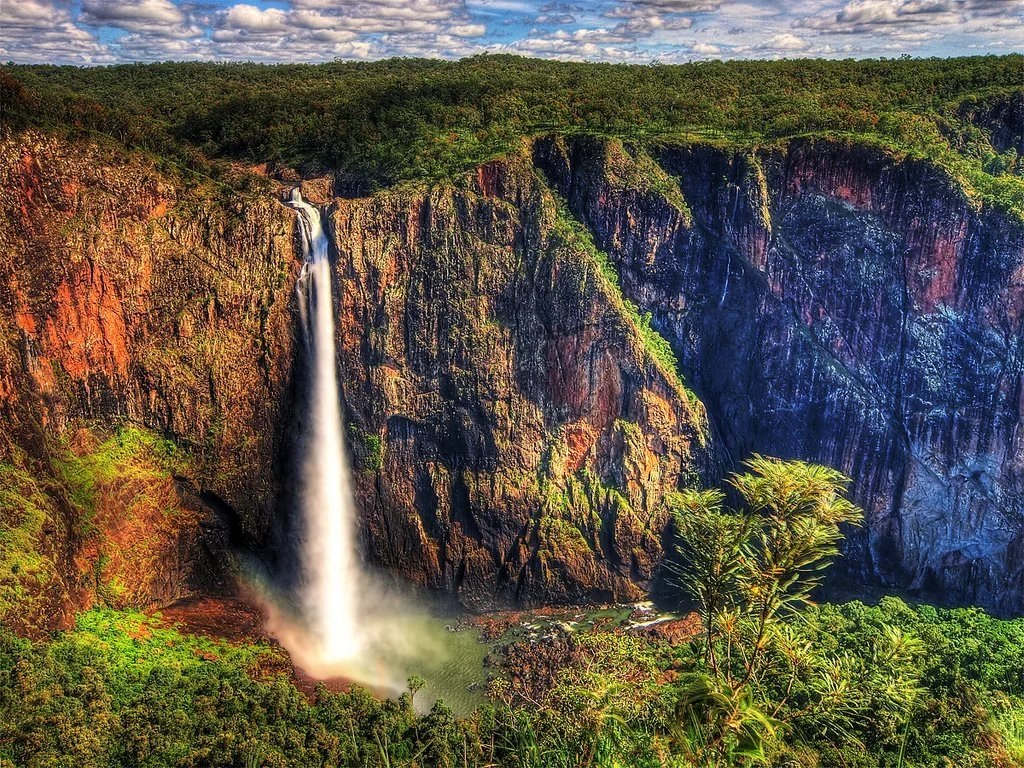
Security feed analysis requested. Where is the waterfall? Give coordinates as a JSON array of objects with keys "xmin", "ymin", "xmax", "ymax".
[
  {"xmin": 270, "ymin": 189, "xmax": 468, "ymax": 704},
  {"xmin": 288, "ymin": 188, "xmax": 362, "ymax": 663}
]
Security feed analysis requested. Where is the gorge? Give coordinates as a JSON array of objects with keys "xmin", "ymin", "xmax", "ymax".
[
  {"xmin": 1, "ymin": 129, "xmax": 1021, "ymax": 626},
  {"xmin": 1, "ymin": 55, "xmax": 1023, "ymax": 767}
]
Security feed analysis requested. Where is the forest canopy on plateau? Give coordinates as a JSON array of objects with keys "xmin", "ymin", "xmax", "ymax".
[{"xmin": 1, "ymin": 54, "xmax": 1022, "ymax": 209}]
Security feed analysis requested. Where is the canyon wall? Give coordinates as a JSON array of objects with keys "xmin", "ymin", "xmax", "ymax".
[
  {"xmin": 1, "ymin": 130, "xmax": 1021, "ymax": 620},
  {"xmin": 0, "ymin": 133, "xmax": 713, "ymax": 618},
  {"xmin": 326, "ymin": 157, "xmax": 712, "ymax": 606},
  {"xmin": 536, "ymin": 136, "xmax": 1024, "ymax": 614},
  {"xmin": 0, "ymin": 133, "xmax": 299, "ymax": 630}
]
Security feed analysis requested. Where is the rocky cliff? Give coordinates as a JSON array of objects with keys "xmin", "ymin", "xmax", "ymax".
[
  {"xmin": 326, "ymin": 156, "xmax": 711, "ymax": 607},
  {"xmin": 0, "ymin": 133, "xmax": 299, "ymax": 630},
  {"xmin": 1, "ymin": 130, "xmax": 1021, "ymax": 621},
  {"xmin": 536, "ymin": 135, "xmax": 1024, "ymax": 614},
  {"xmin": 0, "ymin": 133, "xmax": 713, "ymax": 620}
]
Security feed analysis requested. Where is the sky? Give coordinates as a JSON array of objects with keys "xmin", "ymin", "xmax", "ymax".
[{"xmin": 1, "ymin": 0, "xmax": 1021, "ymax": 66}]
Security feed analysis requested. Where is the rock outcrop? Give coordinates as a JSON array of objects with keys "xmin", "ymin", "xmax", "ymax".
[
  {"xmin": 0, "ymin": 133, "xmax": 298, "ymax": 628},
  {"xmin": 328, "ymin": 155, "xmax": 711, "ymax": 606},
  {"xmin": 0, "ymin": 134, "xmax": 713, "ymax": 616}
]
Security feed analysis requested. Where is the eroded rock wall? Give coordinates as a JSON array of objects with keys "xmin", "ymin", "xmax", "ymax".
[
  {"xmin": 537, "ymin": 135, "xmax": 1024, "ymax": 613},
  {"xmin": 0, "ymin": 135, "xmax": 714, "ymax": 616},
  {"xmin": 327, "ymin": 156, "xmax": 712, "ymax": 606},
  {"xmin": 2, "ymin": 130, "xmax": 1021, "ymax": 620},
  {"xmin": 0, "ymin": 133, "xmax": 299, "ymax": 625}
]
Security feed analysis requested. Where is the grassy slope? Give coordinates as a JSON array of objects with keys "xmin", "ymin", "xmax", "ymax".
[{"xmin": 0, "ymin": 426, "xmax": 200, "ymax": 631}]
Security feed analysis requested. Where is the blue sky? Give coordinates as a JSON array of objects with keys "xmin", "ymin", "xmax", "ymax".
[{"xmin": 1, "ymin": 0, "xmax": 1021, "ymax": 65}]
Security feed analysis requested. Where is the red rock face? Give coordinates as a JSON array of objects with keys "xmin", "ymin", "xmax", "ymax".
[
  {"xmin": 0, "ymin": 133, "xmax": 299, "ymax": 622},
  {"xmin": 537, "ymin": 135, "xmax": 1024, "ymax": 615}
]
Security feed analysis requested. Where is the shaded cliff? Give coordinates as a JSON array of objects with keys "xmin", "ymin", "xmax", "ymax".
[{"xmin": 535, "ymin": 135, "xmax": 1024, "ymax": 614}]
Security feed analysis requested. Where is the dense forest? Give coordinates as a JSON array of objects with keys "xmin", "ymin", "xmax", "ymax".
[
  {"xmin": 2, "ymin": 55, "xmax": 1022, "ymax": 206},
  {"xmin": 2, "ymin": 459, "xmax": 1023, "ymax": 767},
  {"xmin": 3, "ymin": 599, "xmax": 1024, "ymax": 767}
]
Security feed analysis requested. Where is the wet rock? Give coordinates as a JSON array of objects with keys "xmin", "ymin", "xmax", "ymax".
[{"xmin": 2, "ymin": 130, "xmax": 1020, "ymax": 622}]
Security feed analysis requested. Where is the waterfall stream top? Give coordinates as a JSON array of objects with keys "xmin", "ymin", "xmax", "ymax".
[{"xmin": 288, "ymin": 189, "xmax": 329, "ymax": 263}]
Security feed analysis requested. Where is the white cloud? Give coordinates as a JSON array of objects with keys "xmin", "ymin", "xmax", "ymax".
[
  {"xmin": 608, "ymin": 13, "xmax": 695, "ymax": 35},
  {"xmin": 80, "ymin": 0, "xmax": 202, "ymax": 38},
  {"xmin": 608, "ymin": 0, "xmax": 721, "ymax": 13},
  {"xmin": 756, "ymin": 32, "xmax": 811, "ymax": 50},
  {"xmin": 503, "ymin": 24, "xmax": 658, "ymax": 60},
  {"xmin": 81, "ymin": 0, "xmax": 187, "ymax": 27},
  {"xmin": 449, "ymin": 23, "xmax": 488, "ymax": 35},
  {"xmin": 0, "ymin": 0, "xmax": 1018, "ymax": 65},
  {"xmin": 536, "ymin": 13, "xmax": 577, "ymax": 24},
  {"xmin": 201, "ymin": 0, "xmax": 490, "ymax": 61},
  {"xmin": 210, "ymin": 37, "xmax": 378, "ymax": 61},
  {"xmin": 379, "ymin": 31, "xmax": 488, "ymax": 57},
  {"xmin": 0, "ymin": 0, "xmax": 115, "ymax": 64},
  {"xmin": 690, "ymin": 41, "xmax": 722, "ymax": 54},
  {"xmin": 3, "ymin": 0, "xmax": 65, "ymax": 25},
  {"xmin": 208, "ymin": 0, "xmax": 488, "ymax": 55},
  {"xmin": 293, "ymin": 0, "xmax": 462, "ymax": 21},
  {"xmin": 219, "ymin": 5, "xmax": 291, "ymax": 34},
  {"xmin": 465, "ymin": 0, "xmax": 535, "ymax": 14},
  {"xmin": 113, "ymin": 33, "xmax": 214, "ymax": 61},
  {"xmin": 796, "ymin": 0, "xmax": 1024, "ymax": 36}
]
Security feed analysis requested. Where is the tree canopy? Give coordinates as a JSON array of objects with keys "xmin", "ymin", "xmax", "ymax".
[{"xmin": 2, "ymin": 55, "xmax": 1021, "ymax": 202}]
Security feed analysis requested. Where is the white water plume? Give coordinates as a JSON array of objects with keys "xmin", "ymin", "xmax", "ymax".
[
  {"xmin": 273, "ymin": 189, "xmax": 478, "ymax": 711},
  {"xmin": 288, "ymin": 188, "xmax": 362, "ymax": 664}
]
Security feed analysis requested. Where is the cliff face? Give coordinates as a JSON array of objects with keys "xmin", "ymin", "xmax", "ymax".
[
  {"xmin": 2, "ymin": 130, "xmax": 1021, "ymax": 620},
  {"xmin": 327, "ymin": 157, "xmax": 711, "ymax": 606},
  {"xmin": 0, "ymin": 133, "xmax": 713, "ymax": 617},
  {"xmin": 0, "ymin": 133, "xmax": 298, "ymax": 629},
  {"xmin": 536, "ymin": 136, "xmax": 1024, "ymax": 614}
]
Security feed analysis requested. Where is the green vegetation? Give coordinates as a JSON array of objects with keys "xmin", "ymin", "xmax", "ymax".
[
  {"xmin": 348, "ymin": 424, "xmax": 385, "ymax": 473},
  {"xmin": 0, "ymin": 461, "xmax": 61, "ymax": 627},
  {"xmin": 52, "ymin": 427, "xmax": 187, "ymax": 521},
  {"xmin": 537, "ymin": 516, "xmax": 593, "ymax": 563},
  {"xmin": 3, "ymin": 458, "xmax": 1021, "ymax": 766},
  {"xmin": 0, "ymin": 427, "xmax": 190, "ymax": 627},
  {"xmin": 0, "ymin": 425, "xmax": 197, "ymax": 623},
  {"xmin": 2, "ymin": 54, "xmax": 1021, "ymax": 766},
  {"xmin": 535, "ymin": 464, "xmax": 630, "ymax": 572},
  {"xmin": 601, "ymin": 139, "xmax": 692, "ymax": 224},
  {"xmin": 664, "ymin": 457, "xmax": 886, "ymax": 765},
  {"xmin": 52, "ymin": 427, "xmax": 196, "ymax": 607},
  {"xmin": 2, "ymin": 56, "xmax": 1021, "ymax": 214},
  {"xmin": 3, "ymin": 599, "xmax": 1021, "ymax": 767}
]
